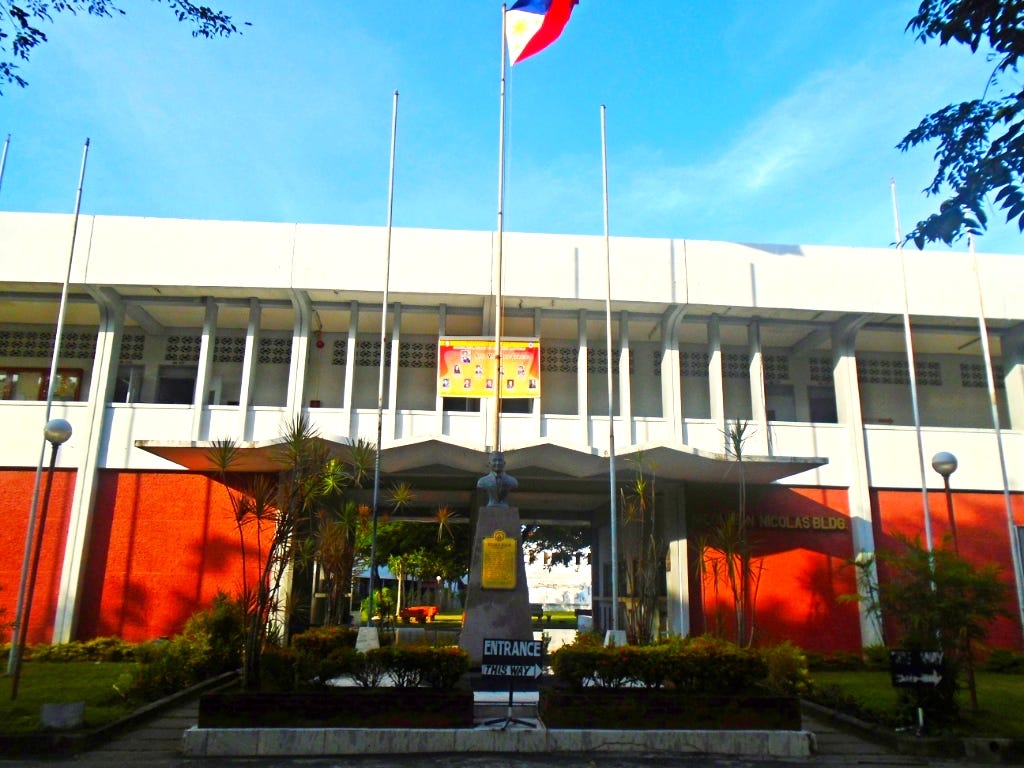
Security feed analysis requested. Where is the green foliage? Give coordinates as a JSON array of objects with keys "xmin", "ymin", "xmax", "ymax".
[
  {"xmin": 363, "ymin": 645, "xmax": 469, "ymax": 690},
  {"xmin": 521, "ymin": 524, "xmax": 589, "ymax": 570},
  {"xmin": 661, "ymin": 636, "xmax": 767, "ymax": 694},
  {"xmin": 112, "ymin": 597, "xmax": 245, "ymax": 702},
  {"xmin": 297, "ymin": 647, "xmax": 361, "ymax": 690},
  {"xmin": 549, "ymin": 635, "xmax": 788, "ymax": 695},
  {"xmin": 181, "ymin": 591, "xmax": 244, "ymax": 675},
  {"xmin": 850, "ymin": 537, "xmax": 1010, "ymax": 726},
  {"xmin": 258, "ymin": 644, "xmax": 298, "ymax": 692},
  {"xmin": 119, "ymin": 637, "xmax": 213, "ymax": 702},
  {"xmin": 760, "ymin": 641, "xmax": 811, "ymax": 696},
  {"xmin": 291, "ymin": 625, "xmax": 358, "ymax": 656},
  {"xmin": 26, "ymin": 636, "xmax": 136, "ymax": 663},
  {"xmin": 1, "ymin": 0, "xmax": 243, "ymax": 94},
  {"xmin": 420, "ymin": 645, "xmax": 470, "ymax": 689},
  {"xmin": 899, "ymin": 0, "xmax": 1024, "ymax": 245},
  {"xmin": 360, "ymin": 587, "xmax": 396, "ymax": 623},
  {"xmin": 982, "ymin": 648, "xmax": 1024, "ymax": 673},
  {"xmin": 0, "ymin": 661, "xmax": 136, "ymax": 734}
]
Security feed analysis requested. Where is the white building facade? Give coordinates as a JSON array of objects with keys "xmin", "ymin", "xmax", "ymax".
[{"xmin": 2, "ymin": 211, "xmax": 1023, "ymax": 651}]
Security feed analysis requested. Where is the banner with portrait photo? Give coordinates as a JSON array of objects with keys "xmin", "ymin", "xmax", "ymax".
[{"xmin": 437, "ymin": 338, "xmax": 540, "ymax": 398}]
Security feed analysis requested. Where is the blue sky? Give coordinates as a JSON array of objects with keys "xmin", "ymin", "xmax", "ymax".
[{"xmin": 2, "ymin": 1, "xmax": 1022, "ymax": 254}]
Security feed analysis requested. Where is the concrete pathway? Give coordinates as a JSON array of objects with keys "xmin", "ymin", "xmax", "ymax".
[{"xmin": 0, "ymin": 694, "xmax": 1002, "ymax": 768}]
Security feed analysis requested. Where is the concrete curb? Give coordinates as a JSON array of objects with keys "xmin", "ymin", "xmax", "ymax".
[{"xmin": 181, "ymin": 724, "xmax": 815, "ymax": 758}]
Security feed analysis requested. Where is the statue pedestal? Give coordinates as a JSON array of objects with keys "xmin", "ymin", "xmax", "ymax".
[{"xmin": 458, "ymin": 506, "xmax": 533, "ymax": 666}]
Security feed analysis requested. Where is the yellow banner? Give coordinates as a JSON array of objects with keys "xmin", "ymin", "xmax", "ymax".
[{"xmin": 438, "ymin": 338, "xmax": 540, "ymax": 398}]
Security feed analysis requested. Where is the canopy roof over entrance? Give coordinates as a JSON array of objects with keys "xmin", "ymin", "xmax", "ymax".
[{"xmin": 137, "ymin": 434, "xmax": 825, "ymax": 486}]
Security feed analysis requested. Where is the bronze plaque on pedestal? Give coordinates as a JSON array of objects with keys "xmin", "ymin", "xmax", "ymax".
[{"xmin": 482, "ymin": 530, "xmax": 517, "ymax": 590}]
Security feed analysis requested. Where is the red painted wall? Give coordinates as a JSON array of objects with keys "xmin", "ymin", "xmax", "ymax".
[
  {"xmin": 0, "ymin": 468, "xmax": 76, "ymax": 645},
  {"xmin": 688, "ymin": 485, "xmax": 861, "ymax": 653},
  {"xmin": 872, "ymin": 488, "xmax": 1024, "ymax": 650},
  {"xmin": 76, "ymin": 470, "xmax": 257, "ymax": 642}
]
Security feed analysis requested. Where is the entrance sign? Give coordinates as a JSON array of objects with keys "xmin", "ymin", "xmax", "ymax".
[
  {"xmin": 437, "ymin": 337, "xmax": 540, "ymax": 398},
  {"xmin": 482, "ymin": 638, "xmax": 544, "ymax": 679},
  {"xmin": 481, "ymin": 530, "xmax": 517, "ymax": 589},
  {"xmin": 890, "ymin": 649, "xmax": 944, "ymax": 688}
]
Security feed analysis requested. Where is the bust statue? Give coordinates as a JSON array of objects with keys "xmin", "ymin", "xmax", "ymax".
[{"xmin": 477, "ymin": 451, "xmax": 518, "ymax": 507}]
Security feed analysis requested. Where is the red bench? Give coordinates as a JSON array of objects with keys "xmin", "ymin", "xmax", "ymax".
[{"xmin": 399, "ymin": 605, "xmax": 439, "ymax": 623}]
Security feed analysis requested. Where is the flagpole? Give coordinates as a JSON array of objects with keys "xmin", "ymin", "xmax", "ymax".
[
  {"xmin": 0, "ymin": 134, "xmax": 10, "ymax": 196},
  {"xmin": 601, "ymin": 105, "xmax": 620, "ymax": 633},
  {"xmin": 968, "ymin": 235, "xmax": 1024, "ymax": 641},
  {"xmin": 890, "ymin": 179, "xmax": 934, "ymax": 554},
  {"xmin": 368, "ymin": 91, "xmax": 399, "ymax": 627},
  {"xmin": 8, "ymin": 138, "xmax": 89, "ymax": 687},
  {"xmin": 492, "ymin": 5, "xmax": 509, "ymax": 453}
]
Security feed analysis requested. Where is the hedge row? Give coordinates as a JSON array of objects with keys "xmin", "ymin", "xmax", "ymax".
[
  {"xmin": 550, "ymin": 635, "xmax": 810, "ymax": 695},
  {"xmin": 262, "ymin": 640, "xmax": 469, "ymax": 692}
]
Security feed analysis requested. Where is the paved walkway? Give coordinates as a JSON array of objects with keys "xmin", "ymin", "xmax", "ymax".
[{"xmin": 0, "ymin": 696, "xmax": 1000, "ymax": 768}]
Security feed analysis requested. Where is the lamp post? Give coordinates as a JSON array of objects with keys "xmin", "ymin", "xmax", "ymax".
[
  {"xmin": 931, "ymin": 451, "xmax": 959, "ymax": 555},
  {"xmin": 10, "ymin": 418, "xmax": 72, "ymax": 700}
]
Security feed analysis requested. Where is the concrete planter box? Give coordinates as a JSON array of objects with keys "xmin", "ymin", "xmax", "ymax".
[
  {"xmin": 538, "ymin": 689, "xmax": 801, "ymax": 730},
  {"xmin": 198, "ymin": 689, "xmax": 475, "ymax": 729}
]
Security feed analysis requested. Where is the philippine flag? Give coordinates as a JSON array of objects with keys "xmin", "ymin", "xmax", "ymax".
[{"xmin": 505, "ymin": 0, "xmax": 578, "ymax": 66}]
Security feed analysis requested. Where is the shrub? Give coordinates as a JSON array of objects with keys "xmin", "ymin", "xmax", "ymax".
[
  {"xmin": 259, "ymin": 644, "xmax": 298, "ymax": 691},
  {"xmin": 663, "ymin": 636, "xmax": 767, "ymax": 694},
  {"xmin": 982, "ymin": 648, "xmax": 1024, "ymax": 674},
  {"xmin": 351, "ymin": 652, "xmax": 387, "ymax": 688},
  {"xmin": 181, "ymin": 591, "xmax": 244, "ymax": 676},
  {"xmin": 297, "ymin": 647, "xmax": 361, "ymax": 689},
  {"xmin": 760, "ymin": 641, "xmax": 811, "ymax": 695},
  {"xmin": 370, "ymin": 646, "xmax": 423, "ymax": 688},
  {"xmin": 291, "ymin": 625, "xmax": 358, "ymax": 657},
  {"xmin": 550, "ymin": 643, "xmax": 603, "ymax": 689},
  {"xmin": 122, "ymin": 636, "xmax": 212, "ymax": 702},
  {"xmin": 421, "ymin": 646, "xmax": 470, "ymax": 689},
  {"xmin": 363, "ymin": 645, "xmax": 469, "ymax": 690}
]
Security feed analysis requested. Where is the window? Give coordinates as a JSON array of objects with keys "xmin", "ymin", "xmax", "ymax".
[
  {"xmin": 155, "ymin": 365, "xmax": 196, "ymax": 405},
  {"xmin": 442, "ymin": 397, "xmax": 480, "ymax": 413},
  {"xmin": 0, "ymin": 367, "xmax": 83, "ymax": 401},
  {"xmin": 808, "ymin": 385, "xmax": 838, "ymax": 423},
  {"xmin": 113, "ymin": 365, "xmax": 144, "ymax": 403}
]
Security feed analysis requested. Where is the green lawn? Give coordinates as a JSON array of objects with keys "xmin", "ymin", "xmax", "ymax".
[
  {"xmin": 0, "ymin": 662, "xmax": 136, "ymax": 734},
  {"xmin": 811, "ymin": 670, "xmax": 1024, "ymax": 738}
]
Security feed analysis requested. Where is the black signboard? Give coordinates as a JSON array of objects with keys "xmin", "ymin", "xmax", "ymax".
[
  {"xmin": 889, "ymin": 649, "xmax": 944, "ymax": 688},
  {"xmin": 481, "ymin": 638, "xmax": 544, "ymax": 680}
]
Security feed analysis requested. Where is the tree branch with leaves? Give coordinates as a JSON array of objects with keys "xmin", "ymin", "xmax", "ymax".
[
  {"xmin": 1, "ymin": 0, "xmax": 243, "ymax": 93},
  {"xmin": 899, "ymin": 0, "xmax": 1024, "ymax": 246}
]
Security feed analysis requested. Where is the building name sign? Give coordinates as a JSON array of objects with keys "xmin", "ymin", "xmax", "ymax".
[{"xmin": 751, "ymin": 515, "xmax": 847, "ymax": 532}]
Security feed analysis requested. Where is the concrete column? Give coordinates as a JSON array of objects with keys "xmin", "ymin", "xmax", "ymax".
[
  {"xmin": 344, "ymin": 301, "xmax": 359, "ymax": 438},
  {"xmin": 663, "ymin": 484, "xmax": 689, "ymax": 638},
  {"xmin": 577, "ymin": 309, "xmax": 589, "ymax": 445},
  {"xmin": 434, "ymin": 304, "xmax": 446, "ymax": 434},
  {"xmin": 832, "ymin": 315, "xmax": 882, "ymax": 648},
  {"xmin": 532, "ymin": 307, "xmax": 543, "ymax": 437},
  {"xmin": 748, "ymin": 319, "xmax": 770, "ymax": 454},
  {"xmin": 388, "ymin": 303, "xmax": 402, "ymax": 440},
  {"xmin": 618, "ymin": 311, "xmax": 632, "ymax": 445},
  {"xmin": 53, "ymin": 287, "xmax": 124, "ymax": 642},
  {"xmin": 287, "ymin": 290, "xmax": 312, "ymax": 418},
  {"xmin": 660, "ymin": 306, "xmax": 686, "ymax": 443},
  {"xmin": 708, "ymin": 314, "xmax": 725, "ymax": 447},
  {"xmin": 1003, "ymin": 324, "xmax": 1024, "ymax": 430},
  {"xmin": 191, "ymin": 298, "xmax": 218, "ymax": 440},
  {"xmin": 236, "ymin": 298, "xmax": 261, "ymax": 441}
]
